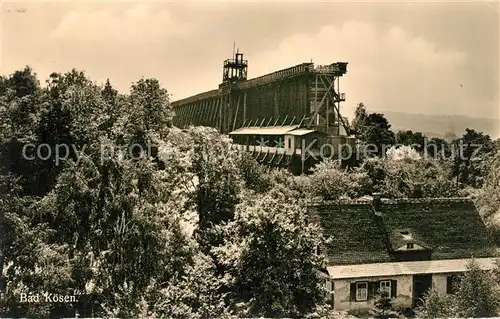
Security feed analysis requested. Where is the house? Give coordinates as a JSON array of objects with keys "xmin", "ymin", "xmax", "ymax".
[
  {"xmin": 308, "ymin": 195, "xmax": 498, "ymax": 312},
  {"xmin": 229, "ymin": 124, "xmax": 356, "ymax": 173}
]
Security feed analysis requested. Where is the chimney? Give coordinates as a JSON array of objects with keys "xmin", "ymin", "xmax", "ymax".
[{"xmin": 372, "ymin": 192, "xmax": 381, "ymax": 210}]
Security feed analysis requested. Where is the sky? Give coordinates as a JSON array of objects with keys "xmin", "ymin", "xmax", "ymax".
[{"xmin": 0, "ymin": 0, "xmax": 498, "ymax": 122}]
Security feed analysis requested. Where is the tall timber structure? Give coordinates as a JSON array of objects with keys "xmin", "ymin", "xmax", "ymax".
[{"xmin": 172, "ymin": 49, "xmax": 356, "ymax": 173}]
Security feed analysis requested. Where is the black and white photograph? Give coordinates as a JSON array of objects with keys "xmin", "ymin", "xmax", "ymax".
[{"xmin": 0, "ymin": 1, "xmax": 499, "ymax": 318}]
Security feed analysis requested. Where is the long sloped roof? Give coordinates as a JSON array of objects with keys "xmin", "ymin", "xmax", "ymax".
[
  {"xmin": 379, "ymin": 199, "xmax": 494, "ymax": 260},
  {"xmin": 309, "ymin": 198, "xmax": 496, "ymax": 266},
  {"xmin": 311, "ymin": 202, "xmax": 391, "ymax": 265},
  {"xmin": 327, "ymin": 257, "xmax": 498, "ymax": 279},
  {"xmin": 229, "ymin": 125, "xmax": 299, "ymax": 135}
]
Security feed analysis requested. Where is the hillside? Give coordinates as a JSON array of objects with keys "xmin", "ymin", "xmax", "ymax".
[{"xmin": 378, "ymin": 111, "xmax": 500, "ymax": 139}]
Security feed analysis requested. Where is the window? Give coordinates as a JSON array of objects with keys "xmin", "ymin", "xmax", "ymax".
[
  {"xmin": 447, "ymin": 275, "xmax": 459, "ymax": 294},
  {"xmin": 380, "ymin": 280, "xmax": 391, "ymax": 295},
  {"xmin": 356, "ymin": 282, "xmax": 368, "ymax": 301},
  {"xmin": 288, "ymin": 138, "xmax": 291, "ymax": 149},
  {"xmin": 407, "ymin": 243, "xmax": 414, "ymax": 249}
]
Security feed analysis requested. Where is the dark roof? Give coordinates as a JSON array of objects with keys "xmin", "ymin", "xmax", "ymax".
[
  {"xmin": 380, "ymin": 199, "xmax": 494, "ymax": 260},
  {"xmin": 311, "ymin": 202, "xmax": 391, "ymax": 265},
  {"xmin": 309, "ymin": 198, "xmax": 496, "ymax": 265}
]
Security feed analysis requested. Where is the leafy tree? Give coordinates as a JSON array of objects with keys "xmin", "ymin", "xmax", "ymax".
[
  {"xmin": 455, "ymin": 259, "xmax": 500, "ymax": 317},
  {"xmin": 367, "ymin": 146, "xmax": 459, "ymax": 198},
  {"xmin": 121, "ymin": 78, "xmax": 173, "ymax": 144},
  {"xmin": 351, "ymin": 102, "xmax": 368, "ymax": 135},
  {"xmin": 237, "ymin": 153, "xmax": 272, "ymax": 193},
  {"xmin": 425, "ymin": 137, "xmax": 452, "ymax": 160},
  {"xmin": 353, "ymin": 106, "xmax": 395, "ymax": 157},
  {"xmin": 223, "ymin": 190, "xmax": 326, "ymax": 318},
  {"xmin": 309, "ymin": 159, "xmax": 371, "ymax": 200},
  {"xmin": 99, "ymin": 79, "xmax": 121, "ymax": 133},
  {"xmin": 452, "ymin": 128, "xmax": 494, "ymax": 187},
  {"xmin": 395, "ymin": 130, "xmax": 425, "ymax": 152},
  {"xmin": 417, "ymin": 259, "xmax": 500, "ymax": 318},
  {"xmin": 415, "ymin": 289, "xmax": 456, "ymax": 319},
  {"xmin": 476, "ymin": 150, "xmax": 500, "ymax": 228},
  {"xmin": 369, "ymin": 290, "xmax": 399, "ymax": 319}
]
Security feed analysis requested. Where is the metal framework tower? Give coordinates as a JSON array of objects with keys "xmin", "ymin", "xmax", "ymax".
[
  {"xmin": 307, "ymin": 62, "xmax": 350, "ymax": 135},
  {"xmin": 222, "ymin": 48, "xmax": 248, "ymax": 83},
  {"xmin": 219, "ymin": 49, "xmax": 248, "ymax": 132}
]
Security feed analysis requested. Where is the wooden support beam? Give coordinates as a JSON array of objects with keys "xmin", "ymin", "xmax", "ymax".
[
  {"xmin": 190, "ymin": 103, "xmax": 196, "ymax": 126},
  {"xmin": 201, "ymin": 100, "xmax": 208, "ymax": 126},
  {"xmin": 208, "ymin": 99, "xmax": 213, "ymax": 128},
  {"xmin": 185, "ymin": 104, "xmax": 190, "ymax": 127},
  {"xmin": 183, "ymin": 105, "xmax": 189, "ymax": 127},
  {"xmin": 176, "ymin": 107, "xmax": 182, "ymax": 127},
  {"xmin": 232, "ymin": 94, "xmax": 241, "ymax": 131},
  {"xmin": 266, "ymin": 118, "xmax": 273, "ymax": 126},
  {"xmin": 194, "ymin": 102, "xmax": 199, "ymax": 126},
  {"xmin": 298, "ymin": 115, "xmax": 306, "ymax": 128},
  {"xmin": 218, "ymin": 95, "xmax": 223, "ymax": 132},
  {"xmin": 274, "ymin": 85, "xmax": 279, "ymax": 118},
  {"xmin": 212, "ymin": 98, "xmax": 219, "ymax": 128},
  {"xmin": 259, "ymin": 118, "xmax": 266, "ymax": 127},
  {"xmin": 281, "ymin": 115, "xmax": 289, "ymax": 126},
  {"xmin": 243, "ymin": 91, "xmax": 247, "ymax": 124}
]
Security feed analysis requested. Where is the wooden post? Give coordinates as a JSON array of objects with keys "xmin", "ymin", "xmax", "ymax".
[
  {"xmin": 232, "ymin": 94, "xmax": 241, "ymax": 131},
  {"xmin": 243, "ymin": 91, "xmax": 247, "ymax": 124},
  {"xmin": 219, "ymin": 95, "xmax": 223, "ymax": 132}
]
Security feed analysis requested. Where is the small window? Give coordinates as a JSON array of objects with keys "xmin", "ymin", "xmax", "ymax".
[
  {"xmin": 356, "ymin": 282, "xmax": 368, "ymax": 301},
  {"xmin": 380, "ymin": 280, "xmax": 391, "ymax": 295},
  {"xmin": 407, "ymin": 243, "xmax": 414, "ymax": 249},
  {"xmin": 288, "ymin": 138, "xmax": 291, "ymax": 149}
]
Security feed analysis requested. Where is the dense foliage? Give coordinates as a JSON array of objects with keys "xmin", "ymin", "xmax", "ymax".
[
  {"xmin": 0, "ymin": 67, "xmax": 498, "ymax": 318},
  {"xmin": 0, "ymin": 67, "xmax": 326, "ymax": 318},
  {"xmin": 416, "ymin": 259, "xmax": 500, "ymax": 318}
]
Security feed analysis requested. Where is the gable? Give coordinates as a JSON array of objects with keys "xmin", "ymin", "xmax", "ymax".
[{"xmin": 395, "ymin": 243, "xmax": 426, "ymax": 251}]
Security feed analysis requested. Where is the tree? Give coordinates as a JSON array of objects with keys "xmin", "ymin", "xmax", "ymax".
[
  {"xmin": 237, "ymin": 153, "xmax": 272, "ymax": 193},
  {"xmin": 354, "ymin": 109, "xmax": 395, "ymax": 157},
  {"xmin": 476, "ymin": 150, "xmax": 500, "ymax": 229},
  {"xmin": 369, "ymin": 290, "xmax": 399, "ymax": 318},
  {"xmin": 99, "ymin": 79, "xmax": 121, "ymax": 132},
  {"xmin": 223, "ymin": 190, "xmax": 326, "ymax": 318},
  {"xmin": 351, "ymin": 102, "xmax": 368, "ymax": 135},
  {"xmin": 123, "ymin": 78, "xmax": 173, "ymax": 143},
  {"xmin": 308, "ymin": 159, "xmax": 371, "ymax": 200},
  {"xmin": 415, "ymin": 289, "xmax": 456, "ymax": 319},
  {"xmin": 455, "ymin": 259, "xmax": 500, "ymax": 318},
  {"xmin": 370, "ymin": 146, "xmax": 459, "ymax": 198},
  {"xmin": 417, "ymin": 259, "xmax": 500, "ymax": 318},
  {"xmin": 395, "ymin": 130, "xmax": 425, "ymax": 152},
  {"xmin": 452, "ymin": 128, "xmax": 494, "ymax": 187}
]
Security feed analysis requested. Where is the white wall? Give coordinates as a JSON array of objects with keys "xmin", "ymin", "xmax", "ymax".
[
  {"xmin": 333, "ymin": 275, "xmax": 413, "ymax": 311},
  {"xmin": 432, "ymin": 273, "xmax": 449, "ymax": 296},
  {"xmin": 330, "ymin": 273, "xmax": 457, "ymax": 311}
]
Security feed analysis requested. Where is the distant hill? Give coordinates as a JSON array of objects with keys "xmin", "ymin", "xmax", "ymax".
[{"xmin": 376, "ymin": 111, "xmax": 500, "ymax": 139}]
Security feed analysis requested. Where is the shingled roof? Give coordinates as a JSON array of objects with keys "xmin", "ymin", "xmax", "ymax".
[
  {"xmin": 309, "ymin": 197, "xmax": 496, "ymax": 266},
  {"xmin": 310, "ymin": 201, "xmax": 391, "ymax": 265}
]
